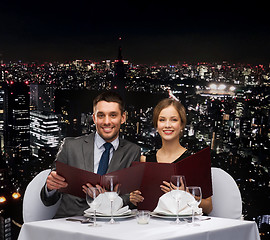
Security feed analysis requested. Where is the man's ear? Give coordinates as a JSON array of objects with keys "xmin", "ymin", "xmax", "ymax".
[
  {"xmin": 121, "ymin": 112, "xmax": 126, "ymax": 124},
  {"xmin": 92, "ymin": 112, "xmax": 96, "ymax": 124}
]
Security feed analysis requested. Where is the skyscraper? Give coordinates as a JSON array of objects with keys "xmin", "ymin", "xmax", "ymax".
[
  {"xmin": 2, "ymin": 82, "xmax": 30, "ymax": 168},
  {"xmin": 30, "ymin": 83, "xmax": 60, "ymax": 168},
  {"xmin": 30, "ymin": 83, "xmax": 55, "ymax": 112},
  {"xmin": 0, "ymin": 86, "xmax": 6, "ymax": 150},
  {"xmin": 111, "ymin": 43, "xmax": 126, "ymax": 99}
]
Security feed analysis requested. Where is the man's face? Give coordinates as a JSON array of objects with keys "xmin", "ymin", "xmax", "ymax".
[{"xmin": 93, "ymin": 101, "xmax": 126, "ymax": 142}]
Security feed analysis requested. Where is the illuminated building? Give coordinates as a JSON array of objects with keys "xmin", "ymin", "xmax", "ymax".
[
  {"xmin": 111, "ymin": 42, "xmax": 126, "ymax": 99},
  {"xmin": 0, "ymin": 86, "xmax": 6, "ymax": 150},
  {"xmin": 197, "ymin": 83, "xmax": 236, "ymax": 98},
  {"xmin": 30, "ymin": 84, "xmax": 60, "ymax": 166},
  {"xmin": 3, "ymin": 82, "xmax": 30, "ymax": 166},
  {"xmin": 0, "ymin": 162, "xmax": 22, "ymax": 240},
  {"xmin": 30, "ymin": 111, "xmax": 60, "ymax": 154},
  {"xmin": 30, "ymin": 83, "xmax": 55, "ymax": 112},
  {"xmin": 0, "ymin": 81, "xmax": 26, "ymax": 239}
]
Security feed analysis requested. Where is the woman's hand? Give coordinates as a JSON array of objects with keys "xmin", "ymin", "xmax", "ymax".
[
  {"xmin": 160, "ymin": 181, "xmax": 171, "ymax": 193},
  {"xmin": 130, "ymin": 190, "xmax": 144, "ymax": 206},
  {"xmin": 160, "ymin": 178, "xmax": 185, "ymax": 193}
]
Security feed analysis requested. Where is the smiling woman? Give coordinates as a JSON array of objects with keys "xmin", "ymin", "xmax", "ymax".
[
  {"xmin": 151, "ymin": 98, "xmax": 187, "ymax": 163},
  {"xmin": 153, "ymin": 98, "xmax": 186, "ymax": 138},
  {"xmin": 156, "ymin": 105, "xmax": 183, "ymax": 143},
  {"xmin": 130, "ymin": 98, "xmax": 213, "ymax": 214}
]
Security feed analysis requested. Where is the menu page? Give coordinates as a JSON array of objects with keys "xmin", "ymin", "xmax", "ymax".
[
  {"xmin": 137, "ymin": 147, "xmax": 212, "ymax": 211},
  {"xmin": 56, "ymin": 161, "xmax": 146, "ymax": 198},
  {"xmin": 56, "ymin": 147, "xmax": 212, "ymax": 210}
]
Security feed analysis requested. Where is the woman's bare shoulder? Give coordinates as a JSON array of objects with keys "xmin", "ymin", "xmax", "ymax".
[{"xmin": 140, "ymin": 155, "xmax": 146, "ymax": 162}]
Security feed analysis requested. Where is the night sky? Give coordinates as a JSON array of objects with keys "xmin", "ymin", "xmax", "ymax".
[{"xmin": 1, "ymin": 1, "xmax": 269, "ymax": 64}]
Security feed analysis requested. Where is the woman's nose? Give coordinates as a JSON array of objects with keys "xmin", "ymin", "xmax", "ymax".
[{"xmin": 166, "ymin": 120, "xmax": 171, "ymax": 127}]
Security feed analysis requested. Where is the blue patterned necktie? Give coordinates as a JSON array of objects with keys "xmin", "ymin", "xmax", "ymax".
[{"xmin": 97, "ymin": 142, "xmax": 113, "ymax": 175}]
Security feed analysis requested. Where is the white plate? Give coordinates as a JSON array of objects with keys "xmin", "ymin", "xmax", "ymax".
[
  {"xmin": 151, "ymin": 212, "xmax": 202, "ymax": 219},
  {"xmin": 84, "ymin": 212, "xmax": 135, "ymax": 219}
]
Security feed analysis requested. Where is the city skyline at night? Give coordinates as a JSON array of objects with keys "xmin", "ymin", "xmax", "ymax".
[
  {"xmin": 0, "ymin": 2, "xmax": 270, "ymax": 236},
  {"xmin": 0, "ymin": 57, "xmax": 269, "ymax": 238}
]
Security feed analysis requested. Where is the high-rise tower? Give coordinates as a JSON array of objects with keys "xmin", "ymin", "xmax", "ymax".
[
  {"xmin": 111, "ymin": 39, "xmax": 126, "ymax": 99},
  {"xmin": 30, "ymin": 83, "xmax": 60, "ymax": 169},
  {"xmin": 2, "ymin": 82, "xmax": 30, "ymax": 168}
]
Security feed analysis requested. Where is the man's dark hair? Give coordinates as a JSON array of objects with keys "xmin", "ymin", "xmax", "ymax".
[{"xmin": 93, "ymin": 91, "xmax": 125, "ymax": 113}]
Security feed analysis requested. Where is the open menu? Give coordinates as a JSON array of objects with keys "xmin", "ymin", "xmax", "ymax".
[
  {"xmin": 56, "ymin": 147, "xmax": 212, "ymax": 211},
  {"xmin": 56, "ymin": 161, "xmax": 145, "ymax": 199}
]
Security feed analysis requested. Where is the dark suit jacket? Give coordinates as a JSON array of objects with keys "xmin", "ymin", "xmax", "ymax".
[{"xmin": 41, "ymin": 132, "xmax": 141, "ymax": 218}]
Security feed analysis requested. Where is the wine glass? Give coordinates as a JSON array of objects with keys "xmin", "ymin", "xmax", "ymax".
[
  {"xmin": 86, "ymin": 187, "xmax": 101, "ymax": 227},
  {"xmin": 170, "ymin": 175, "xmax": 186, "ymax": 224},
  {"xmin": 187, "ymin": 186, "xmax": 202, "ymax": 226},
  {"xmin": 103, "ymin": 175, "xmax": 120, "ymax": 224}
]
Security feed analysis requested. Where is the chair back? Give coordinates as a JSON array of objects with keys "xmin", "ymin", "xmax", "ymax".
[
  {"xmin": 209, "ymin": 167, "xmax": 242, "ymax": 219},
  {"xmin": 23, "ymin": 169, "xmax": 61, "ymax": 223}
]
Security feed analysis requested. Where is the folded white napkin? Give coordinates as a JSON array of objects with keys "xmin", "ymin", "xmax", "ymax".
[
  {"xmin": 84, "ymin": 193, "xmax": 131, "ymax": 216},
  {"xmin": 153, "ymin": 190, "xmax": 202, "ymax": 215}
]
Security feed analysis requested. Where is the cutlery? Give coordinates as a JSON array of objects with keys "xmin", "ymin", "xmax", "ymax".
[
  {"xmin": 66, "ymin": 218, "xmax": 93, "ymax": 224},
  {"xmin": 184, "ymin": 217, "xmax": 211, "ymax": 223},
  {"xmin": 200, "ymin": 217, "xmax": 211, "ymax": 221}
]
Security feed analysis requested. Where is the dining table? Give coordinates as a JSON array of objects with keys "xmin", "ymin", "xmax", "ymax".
[{"xmin": 18, "ymin": 214, "xmax": 260, "ymax": 240}]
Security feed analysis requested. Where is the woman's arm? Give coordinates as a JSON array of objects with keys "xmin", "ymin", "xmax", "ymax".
[{"xmin": 199, "ymin": 197, "xmax": 212, "ymax": 215}]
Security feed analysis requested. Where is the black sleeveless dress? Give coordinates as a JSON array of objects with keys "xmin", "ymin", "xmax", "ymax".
[{"xmin": 145, "ymin": 149, "xmax": 193, "ymax": 163}]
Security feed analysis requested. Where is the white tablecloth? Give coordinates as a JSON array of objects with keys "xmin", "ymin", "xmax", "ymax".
[{"xmin": 18, "ymin": 216, "xmax": 260, "ymax": 240}]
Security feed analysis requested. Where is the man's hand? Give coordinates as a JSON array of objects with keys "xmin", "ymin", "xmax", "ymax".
[{"xmin": 46, "ymin": 171, "xmax": 68, "ymax": 191}]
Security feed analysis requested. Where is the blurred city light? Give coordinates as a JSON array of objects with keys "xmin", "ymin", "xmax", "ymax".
[{"xmin": 0, "ymin": 196, "xmax": 6, "ymax": 203}]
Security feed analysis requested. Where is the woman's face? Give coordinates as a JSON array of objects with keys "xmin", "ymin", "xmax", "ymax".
[{"xmin": 156, "ymin": 105, "xmax": 182, "ymax": 141}]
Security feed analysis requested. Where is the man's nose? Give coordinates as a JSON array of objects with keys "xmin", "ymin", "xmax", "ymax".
[{"xmin": 104, "ymin": 115, "xmax": 110, "ymax": 124}]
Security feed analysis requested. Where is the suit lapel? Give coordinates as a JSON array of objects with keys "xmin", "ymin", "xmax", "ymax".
[{"xmin": 83, "ymin": 133, "xmax": 95, "ymax": 172}]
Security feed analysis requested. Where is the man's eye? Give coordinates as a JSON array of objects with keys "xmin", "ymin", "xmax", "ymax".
[{"xmin": 111, "ymin": 113, "xmax": 118, "ymax": 118}]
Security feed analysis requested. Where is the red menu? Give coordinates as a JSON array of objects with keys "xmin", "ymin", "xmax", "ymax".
[
  {"xmin": 136, "ymin": 147, "xmax": 212, "ymax": 211},
  {"xmin": 56, "ymin": 161, "xmax": 146, "ymax": 199},
  {"xmin": 56, "ymin": 147, "xmax": 212, "ymax": 211}
]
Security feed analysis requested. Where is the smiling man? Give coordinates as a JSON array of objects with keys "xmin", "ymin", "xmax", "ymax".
[
  {"xmin": 93, "ymin": 95, "xmax": 126, "ymax": 143},
  {"xmin": 40, "ymin": 91, "xmax": 141, "ymax": 218}
]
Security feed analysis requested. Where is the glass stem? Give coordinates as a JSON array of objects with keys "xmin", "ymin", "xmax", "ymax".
[
  {"xmin": 176, "ymin": 200, "xmax": 180, "ymax": 223},
  {"xmin": 192, "ymin": 208, "xmax": 195, "ymax": 224},
  {"xmin": 110, "ymin": 200, "xmax": 114, "ymax": 223},
  {"xmin": 94, "ymin": 209, "xmax": 97, "ymax": 226}
]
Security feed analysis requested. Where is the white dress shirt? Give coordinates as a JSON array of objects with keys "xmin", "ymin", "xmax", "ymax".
[{"xmin": 93, "ymin": 132, "xmax": 119, "ymax": 173}]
